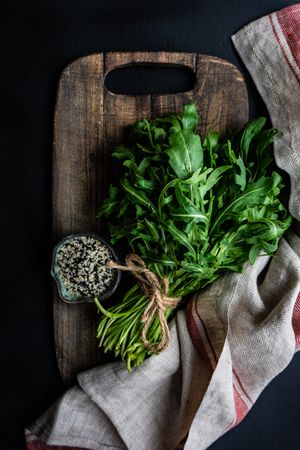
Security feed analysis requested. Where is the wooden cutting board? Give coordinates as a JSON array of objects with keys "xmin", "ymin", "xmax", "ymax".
[{"xmin": 53, "ymin": 51, "xmax": 248, "ymax": 384}]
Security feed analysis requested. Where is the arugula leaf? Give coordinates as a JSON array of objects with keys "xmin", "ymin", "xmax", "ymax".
[
  {"xmin": 210, "ymin": 173, "xmax": 282, "ymax": 236},
  {"xmin": 239, "ymin": 117, "xmax": 266, "ymax": 162},
  {"xmin": 166, "ymin": 130, "xmax": 203, "ymax": 179},
  {"xmin": 112, "ymin": 145, "xmax": 135, "ymax": 160},
  {"xmin": 231, "ymin": 155, "xmax": 246, "ymax": 191},
  {"xmin": 163, "ymin": 219, "xmax": 197, "ymax": 259},
  {"xmin": 200, "ymin": 166, "xmax": 231, "ymax": 198},
  {"xmin": 120, "ymin": 177, "xmax": 155, "ymax": 211},
  {"xmin": 181, "ymin": 103, "xmax": 199, "ymax": 131},
  {"xmin": 96, "ymin": 185, "xmax": 119, "ymax": 218}
]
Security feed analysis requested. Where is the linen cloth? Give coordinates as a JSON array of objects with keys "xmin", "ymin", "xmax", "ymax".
[{"xmin": 26, "ymin": 4, "xmax": 300, "ymax": 450}]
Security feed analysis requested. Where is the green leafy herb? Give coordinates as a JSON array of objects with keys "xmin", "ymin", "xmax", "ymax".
[{"xmin": 95, "ymin": 104, "xmax": 292, "ymax": 371}]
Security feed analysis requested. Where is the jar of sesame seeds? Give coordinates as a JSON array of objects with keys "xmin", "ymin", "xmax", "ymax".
[{"xmin": 51, "ymin": 233, "xmax": 121, "ymax": 303}]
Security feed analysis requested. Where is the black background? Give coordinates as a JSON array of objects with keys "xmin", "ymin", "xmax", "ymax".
[{"xmin": 1, "ymin": 1, "xmax": 299, "ymax": 449}]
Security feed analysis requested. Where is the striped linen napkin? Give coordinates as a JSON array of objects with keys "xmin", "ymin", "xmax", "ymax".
[{"xmin": 26, "ymin": 4, "xmax": 300, "ymax": 450}]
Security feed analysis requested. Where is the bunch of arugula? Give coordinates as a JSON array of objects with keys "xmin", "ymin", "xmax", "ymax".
[{"xmin": 95, "ymin": 104, "xmax": 292, "ymax": 371}]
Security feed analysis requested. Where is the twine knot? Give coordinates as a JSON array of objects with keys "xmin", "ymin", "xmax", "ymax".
[{"xmin": 107, "ymin": 254, "xmax": 181, "ymax": 353}]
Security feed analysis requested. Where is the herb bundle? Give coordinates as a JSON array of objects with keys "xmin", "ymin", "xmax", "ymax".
[{"xmin": 95, "ymin": 104, "xmax": 292, "ymax": 371}]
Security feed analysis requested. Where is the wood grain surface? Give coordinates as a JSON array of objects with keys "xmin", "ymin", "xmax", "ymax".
[{"xmin": 52, "ymin": 51, "xmax": 249, "ymax": 384}]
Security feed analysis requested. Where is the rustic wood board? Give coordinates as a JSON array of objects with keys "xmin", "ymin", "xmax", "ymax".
[{"xmin": 53, "ymin": 51, "xmax": 249, "ymax": 384}]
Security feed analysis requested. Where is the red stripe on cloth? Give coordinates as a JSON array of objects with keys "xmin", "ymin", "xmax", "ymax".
[
  {"xmin": 268, "ymin": 14, "xmax": 300, "ymax": 85},
  {"xmin": 194, "ymin": 304, "xmax": 218, "ymax": 366},
  {"xmin": 276, "ymin": 5, "xmax": 300, "ymax": 71},
  {"xmin": 194, "ymin": 304, "xmax": 253, "ymax": 404},
  {"xmin": 220, "ymin": 382, "xmax": 250, "ymax": 436},
  {"xmin": 186, "ymin": 301, "xmax": 214, "ymax": 372},
  {"xmin": 232, "ymin": 369, "xmax": 253, "ymax": 405},
  {"xmin": 187, "ymin": 301, "xmax": 252, "ymax": 432},
  {"xmin": 292, "ymin": 292, "xmax": 300, "ymax": 347},
  {"xmin": 232, "ymin": 385, "xmax": 249, "ymax": 427}
]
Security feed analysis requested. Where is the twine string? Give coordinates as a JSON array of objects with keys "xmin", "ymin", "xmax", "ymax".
[{"xmin": 106, "ymin": 254, "xmax": 181, "ymax": 353}]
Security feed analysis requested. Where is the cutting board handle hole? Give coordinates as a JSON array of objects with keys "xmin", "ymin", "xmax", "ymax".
[{"xmin": 105, "ymin": 64, "xmax": 195, "ymax": 95}]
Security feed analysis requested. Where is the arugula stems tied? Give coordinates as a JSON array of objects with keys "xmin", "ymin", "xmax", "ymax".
[{"xmin": 96, "ymin": 104, "xmax": 292, "ymax": 371}]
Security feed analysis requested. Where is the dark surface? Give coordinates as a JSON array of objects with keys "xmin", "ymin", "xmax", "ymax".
[{"xmin": 0, "ymin": 1, "xmax": 298, "ymax": 449}]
